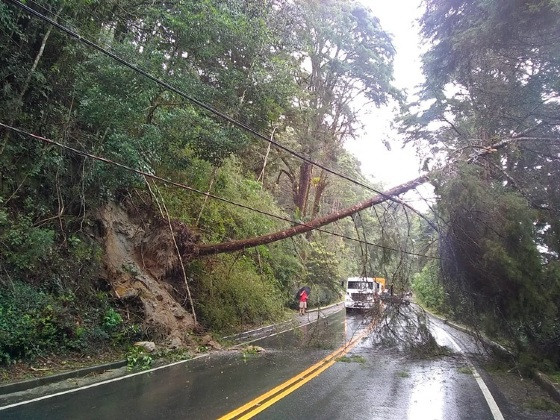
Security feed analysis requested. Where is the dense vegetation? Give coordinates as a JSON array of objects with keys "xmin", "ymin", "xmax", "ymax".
[
  {"xmin": 407, "ymin": 0, "xmax": 560, "ymax": 369},
  {"xmin": 1, "ymin": 0, "xmax": 558, "ymax": 373},
  {"xmin": 0, "ymin": 0, "xmax": 409, "ymax": 363}
]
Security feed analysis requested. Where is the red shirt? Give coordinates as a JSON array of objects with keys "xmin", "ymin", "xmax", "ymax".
[{"xmin": 299, "ymin": 290, "xmax": 308, "ymax": 302}]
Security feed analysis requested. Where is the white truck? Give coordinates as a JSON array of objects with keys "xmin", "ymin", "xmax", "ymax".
[{"xmin": 344, "ymin": 277, "xmax": 384, "ymax": 311}]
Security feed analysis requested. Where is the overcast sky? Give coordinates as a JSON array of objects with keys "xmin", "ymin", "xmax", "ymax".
[{"xmin": 345, "ymin": 0, "xmax": 425, "ymax": 189}]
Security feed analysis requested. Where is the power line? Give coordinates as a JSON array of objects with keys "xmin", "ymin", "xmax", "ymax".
[
  {"xmin": 8, "ymin": 0, "xmax": 441, "ymax": 236},
  {"xmin": 6, "ymin": 0, "xmax": 390, "ymax": 198},
  {"xmin": 5, "ymin": 0, "xmax": 440, "ymax": 254},
  {"xmin": 0, "ymin": 122, "xmax": 439, "ymax": 260}
]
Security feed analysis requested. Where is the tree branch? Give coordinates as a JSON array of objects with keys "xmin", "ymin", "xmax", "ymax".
[{"xmin": 197, "ymin": 174, "xmax": 428, "ymax": 255}]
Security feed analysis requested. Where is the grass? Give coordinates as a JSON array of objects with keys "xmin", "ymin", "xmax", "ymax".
[
  {"xmin": 547, "ymin": 372, "xmax": 560, "ymax": 384},
  {"xmin": 241, "ymin": 345, "xmax": 264, "ymax": 356},
  {"xmin": 397, "ymin": 370, "xmax": 410, "ymax": 378},
  {"xmin": 483, "ymin": 359, "xmax": 512, "ymax": 373},
  {"xmin": 158, "ymin": 349, "xmax": 193, "ymax": 363},
  {"xmin": 458, "ymin": 366, "xmax": 473, "ymax": 374},
  {"xmin": 523, "ymin": 397, "xmax": 560, "ymax": 412},
  {"xmin": 337, "ymin": 355, "xmax": 366, "ymax": 364}
]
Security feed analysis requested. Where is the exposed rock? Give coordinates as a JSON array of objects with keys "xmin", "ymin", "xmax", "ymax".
[
  {"xmin": 98, "ymin": 202, "xmax": 196, "ymax": 345},
  {"xmin": 114, "ymin": 284, "xmax": 139, "ymax": 300},
  {"xmin": 134, "ymin": 341, "xmax": 156, "ymax": 353},
  {"xmin": 172, "ymin": 307, "xmax": 185, "ymax": 319},
  {"xmin": 207, "ymin": 340, "xmax": 222, "ymax": 350},
  {"xmin": 183, "ymin": 334, "xmax": 198, "ymax": 347},
  {"xmin": 168, "ymin": 336, "xmax": 183, "ymax": 350},
  {"xmin": 200, "ymin": 334, "xmax": 213, "ymax": 346},
  {"xmin": 199, "ymin": 334, "xmax": 222, "ymax": 350}
]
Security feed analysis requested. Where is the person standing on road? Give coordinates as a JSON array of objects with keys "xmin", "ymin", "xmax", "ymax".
[{"xmin": 299, "ymin": 290, "xmax": 308, "ymax": 315}]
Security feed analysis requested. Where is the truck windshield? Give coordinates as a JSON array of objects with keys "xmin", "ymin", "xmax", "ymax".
[{"xmin": 347, "ymin": 281, "xmax": 373, "ymax": 289}]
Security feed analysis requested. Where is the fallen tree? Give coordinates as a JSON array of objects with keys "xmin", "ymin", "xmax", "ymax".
[
  {"xmin": 197, "ymin": 135, "xmax": 551, "ymax": 256},
  {"xmin": 197, "ymin": 175, "xmax": 428, "ymax": 255}
]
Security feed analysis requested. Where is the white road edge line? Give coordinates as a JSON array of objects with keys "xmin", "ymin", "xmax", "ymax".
[
  {"xmin": 1, "ymin": 309, "xmax": 346, "ymax": 411},
  {"xmin": 0, "ymin": 355, "xmax": 204, "ymax": 411},
  {"xmin": 439, "ymin": 327, "xmax": 505, "ymax": 420}
]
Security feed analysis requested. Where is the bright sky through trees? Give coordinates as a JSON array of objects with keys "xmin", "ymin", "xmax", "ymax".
[{"xmin": 346, "ymin": 0, "xmax": 425, "ymax": 189}]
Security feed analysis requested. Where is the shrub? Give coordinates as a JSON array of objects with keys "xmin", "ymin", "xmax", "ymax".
[
  {"xmin": 0, "ymin": 282, "xmax": 60, "ymax": 363},
  {"xmin": 0, "ymin": 281, "xmax": 140, "ymax": 364},
  {"xmin": 126, "ymin": 346, "xmax": 153, "ymax": 370},
  {"xmin": 412, "ymin": 261, "xmax": 447, "ymax": 314},
  {"xmin": 102, "ymin": 308, "xmax": 123, "ymax": 332},
  {"xmin": 191, "ymin": 254, "xmax": 285, "ymax": 333}
]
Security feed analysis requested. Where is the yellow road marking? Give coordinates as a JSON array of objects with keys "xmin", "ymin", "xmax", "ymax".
[{"xmin": 218, "ymin": 321, "xmax": 376, "ymax": 420}]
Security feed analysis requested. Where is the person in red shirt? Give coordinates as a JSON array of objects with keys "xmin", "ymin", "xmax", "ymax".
[{"xmin": 299, "ymin": 290, "xmax": 308, "ymax": 315}]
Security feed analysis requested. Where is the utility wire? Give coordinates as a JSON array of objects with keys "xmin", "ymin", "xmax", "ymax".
[
  {"xmin": 6, "ymin": 0, "xmax": 440, "ymax": 253},
  {"xmin": 0, "ymin": 122, "xmax": 439, "ymax": 260},
  {"xmin": 9, "ymin": 0, "xmax": 442, "ymax": 236},
  {"xmin": 7, "ymin": 0, "xmax": 397, "ymax": 200}
]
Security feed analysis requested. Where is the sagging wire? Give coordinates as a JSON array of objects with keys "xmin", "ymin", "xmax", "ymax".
[{"xmin": 0, "ymin": 122, "xmax": 440, "ymax": 260}]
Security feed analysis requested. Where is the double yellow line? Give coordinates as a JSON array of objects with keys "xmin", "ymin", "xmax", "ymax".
[{"xmin": 218, "ymin": 323, "xmax": 373, "ymax": 420}]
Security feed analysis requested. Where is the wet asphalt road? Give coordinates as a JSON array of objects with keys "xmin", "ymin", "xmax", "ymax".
[
  {"xmin": 1, "ymin": 306, "xmax": 504, "ymax": 419},
  {"xmin": 253, "ymin": 309, "xmax": 495, "ymax": 420}
]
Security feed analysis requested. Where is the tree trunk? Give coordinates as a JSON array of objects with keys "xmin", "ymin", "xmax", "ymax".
[
  {"xmin": 306, "ymin": 170, "xmax": 328, "ymax": 239},
  {"xmin": 310, "ymin": 170, "xmax": 328, "ymax": 219},
  {"xmin": 197, "ymin": 174, "xmax": 428, "ymax": 256},
  {"xmin": 196, "ymin": 135, "xmax": 525, "ymax": 256},
  {"xmin": 295, "ymin": 161, "xmax": 313, "ymax": 216},
  {"xmin": 1, "ymin": 6, "xmax": 61, "ymax": 155}
]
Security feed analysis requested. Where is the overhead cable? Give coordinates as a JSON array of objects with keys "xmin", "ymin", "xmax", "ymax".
[
  {"xmin": 7, "ymin": 0, "xmax": 391, "ymax": 198},
  {"xmin": 8, "ymin": 0, "xmax": 442, "ymax": 235},
  {"xmin": 0, "ymin": 122, "xmax": 439, "ymax": 260}
]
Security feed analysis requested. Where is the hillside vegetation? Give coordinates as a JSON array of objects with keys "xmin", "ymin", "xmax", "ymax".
[
  {"xmin": 1, "ymin": 0, "xmax": 559, "ymax": 373},
  {"xmin": 0, "ymin": 0, "xmax": 412, "ymax": 364}
]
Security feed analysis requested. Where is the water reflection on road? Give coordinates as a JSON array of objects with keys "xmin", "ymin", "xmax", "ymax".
[
  {"xmin": 1, "ymin": 306, "xmax": 500, "ymax": 420},
  {"xmin": 407, "ymin": 365, "xmax": 445, "ymax": 420},
  {"xmin": 257, "ymin": 308, "xmax": 495, "ymax": 420},
  {"xmin": 257, "ymin": 309, "xmax": 349, "ymax": 351},
  {"xmin": 256, "ymin": 308, "xmax": 376, "ymax": 353}
]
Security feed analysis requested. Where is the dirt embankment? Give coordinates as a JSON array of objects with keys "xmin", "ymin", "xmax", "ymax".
[{"xmin": 98, "ymin": 202, "xmax": 198, "ymax": 348}]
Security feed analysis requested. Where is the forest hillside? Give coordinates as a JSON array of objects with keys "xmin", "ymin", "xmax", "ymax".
[{"xmin": 1, "ymin": 0, "xmax": 559, "ymax": 372}]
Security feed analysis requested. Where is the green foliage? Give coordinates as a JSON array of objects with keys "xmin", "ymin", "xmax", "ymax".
[
  {"xmin": 336, "ymin": 355, "xmax": 366, "ymax": 364},
  {"xmin": 457, "ymin": 366, "xmax": 472, "ymax": 375},
  {"xmin": 305, "ymin": 241, "xmax": 342, "ymax": 306},
  {"xmin": 266, "ymin": 240, "xmax": 305, "ymax": 302},
  {"xmin": 432, "ymin": 167, "xmax": 560, "ymax": 366},
  {"xmin": 0, "ymin": 210, "xmax": 55, "ymax": 272},
  {"xmin": 404, "ymin": 0, "xmax": 560, "ymax": 367},
  {"xmin": 0, "ymin": 0, "xmax": 406, "ymax": 358},
  {"xmin": 0, "ymin": 281, "xmax": 141, "ymax": 365},
  {"xmin": 412, "ymin": 261, "xmax": 446, "ymax": 314},
  {"xmin": 190, "ymin": 253, "xmax": 284, "ymax": 333},
  {"xmin": 523, "ymin": 397, "xmax": 560, "ymax": 413},
  {"xmin": 0, "ymin": 282, "xmax": 77, "ymax": 363},
  {"xmin": 241, "ymin": 345, "xmax": 263, "ymax": 356},
  {"xmin": 126, "ymin": 346, "xmax": 153, "ymax": 371},
  {"xmin": 163, "ymin": 156, "xmax": 288, "ymax": 242},
  {"xmin": 102, "ymin": 308, "xmax": 123, "ymax": 332}
]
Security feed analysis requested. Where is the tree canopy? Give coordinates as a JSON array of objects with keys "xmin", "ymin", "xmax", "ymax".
[
  {"xmin": 404, "ymin": 0, "xmax": 560, "ymax": 366},
  {"xmin": 0, "ymin": 0, "xmax": 410, "ymax": 361}
]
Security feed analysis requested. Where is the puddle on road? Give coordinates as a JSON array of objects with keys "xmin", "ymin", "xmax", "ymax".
[
  {"xmin": 407, "ymin": 366, "xmax": 446, "ymax": 420},
  {"xmin": 257, "ymin": 310, "xmax": 347, "ymax": 352}
]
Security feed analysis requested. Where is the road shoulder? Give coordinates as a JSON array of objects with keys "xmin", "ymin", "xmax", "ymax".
[{"xmin": 422, "ymin": 304, "xmax": 560, "ymax": 417}]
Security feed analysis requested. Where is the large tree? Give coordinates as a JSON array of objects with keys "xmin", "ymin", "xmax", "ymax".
[
  {"xmin": 404, "ymin": 0, "xmax": 560, "ymax": 363},
  {"xmin": 274, "ymin": 0, "xmax": 398, "ymax": 219}
]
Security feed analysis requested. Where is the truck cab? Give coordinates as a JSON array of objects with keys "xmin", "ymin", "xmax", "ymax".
[{"xmin": 344, "ymin": 277, "xmax": 384, "ymax": 311}]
